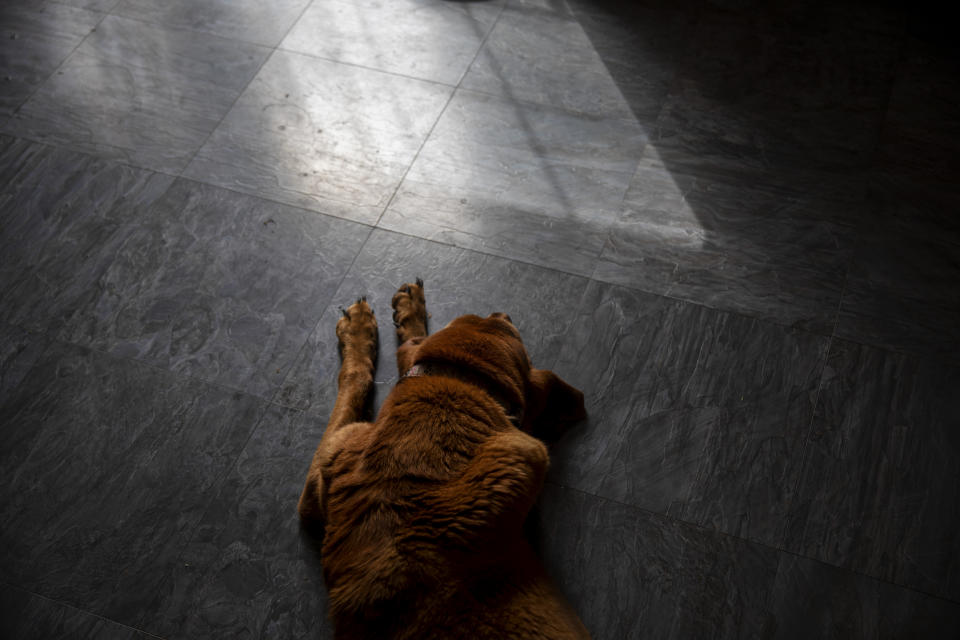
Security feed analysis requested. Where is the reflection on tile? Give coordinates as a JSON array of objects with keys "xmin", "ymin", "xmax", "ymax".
[
  {"xmin": 762, "ymin": 554, "xmax": 960, "ymax": 639},
  {"xmin": 185, "ymin": 50, "xmax": 452, "ymax": 224},
  {"xmin": 380, "ymin": 90, "xmax": 646, "ymax": 276},
  {"xmin": 140, "ymin": 406, "xmax": 334, "ymax": 639},
  {"xmin": 536, "ymin": 484, "xmax": 778, "ymax": 639},
  {"xmin": 4, "ymin": 15, "xmax": 269, "ymax": 173},
  {"xmin": 0, "ymin": 584, "xmax": 147, "ymax": 640},
  {"xmin": 548, "ymin": 281, "xmax": 829, "ymax": 547},
  {"xmin": 114, "ymin": 0, "xmax": 310, "ymax": 47},
  {"xmin": 785, "ymin": 340, "xmax": 960, "ymax": 600},
  {"xmin": 0, "ymin": 342, "xmax": 267, "ymax": 622},
  {"xmin": 0, "ymin": 323, "xmax": 50, "ymax": 403},
  {"xmin": 653, "ymin": 3, "xmax": 901, "ymax": 182},
  {"xmin": 276, "ymin": 228, "xmax": 590, "ymax": 415},
  {"xmin": 836, "ymin": 213, "xmax": 960, "ymax": 364},
  {"xmin": 7, "ymin": 177, "xmax": 370, "ymax": 397},
  {"xmin": 595, "ymin": 155, "xmax": 859, "ymax": 333},
  {"xmin": 282, "ymin": 0, "xmax": 502, "ymax": 85},
  {"xmin": 0, "ymin": 2, "xmax": 100, "ymax": 118},
  {"xmin": 463, "ymin": 6, "xmax": 641, "ymax": 119}
]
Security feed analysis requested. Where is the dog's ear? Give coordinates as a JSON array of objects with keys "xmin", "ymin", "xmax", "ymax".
[{"xmin": 523, "ymin": 369, "xmax": 586, "ymax": 440}]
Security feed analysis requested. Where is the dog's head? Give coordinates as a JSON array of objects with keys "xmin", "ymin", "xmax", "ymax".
[{"xmin": 409, "ymin": 313, "xmax": 586, "ymax": 437}]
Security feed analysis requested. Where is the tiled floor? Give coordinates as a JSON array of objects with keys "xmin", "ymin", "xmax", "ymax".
[{"xmin": 2, "ymin": 0, "xmax": 959, "ymax": 637}]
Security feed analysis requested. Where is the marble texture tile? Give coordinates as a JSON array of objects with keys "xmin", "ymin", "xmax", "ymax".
[
  {"xmin": 0, "ymin": 342, "xmax": 268, "ymax": 623},
  {"xmin": 184, "ymin": 50, "xmax": 453, "ymax": 224},
  {"xmin": 762, "ymin": 554, "xmax": 960, "ymax": 639},
  {"xmin": 139, "ymin": 405, "xmax": 334, "ymax": 639},
  {"xmin": 113, "ymin": 0, "xmax": 311, "ymax": 47},
  {"xmin": 0, "ymin": 584, "xmax": 148, "ymax": 640},
  {"xmin": 547, "ymin": 281, "xmax": 830, "ymax": 547},
  {"xmin": 0, "ymin": 2, "xmax": 101, "ymax": 118},
  {"xmin": 462, "ymin": 4, "xmax": 676, "ymax": 120},
  {"xmin": 379, "ymin": 89, "xmax": 646, "ymax": 276},
  {"xmin": 4, "ymin": 15, "xmax": 270, "ymax": 173},
  {"xmin": 281, "ymin": 0, "xmax": 503, "ymax": 85},
  {"xmin": 594, "ymin": 155, "xmax": 860, "ymax": 333},
  {"xmin": 0, "ymin": 323, "xmax": 50, "ymax": 403},
  {"xmin": 5, "ymin": 176, "xmax": 370, "ymax": 397},
  {"xmin": 651, "ymin": 2, "xmax": 901, "ymax": 187},
  {"xmin": 835, "ymin": 226, "xmax": 960, "ymax": 365},
  {"xmin": 0, "ymin": 137, "xmax": 175, "ymax": 303},
  {"xmin": 275, "ymin": 228, "xmax": 590, "ymax": 416},
  {"xmin": 535, "ymin": 484, "xmax": 779, "ymax": 639},
  {"xmin": 784, "ymin": 340, "xmax": 960, "ymax": 601}
]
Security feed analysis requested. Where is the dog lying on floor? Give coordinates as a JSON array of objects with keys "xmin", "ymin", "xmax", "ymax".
[{"xmin": 298, "ymin": 279, "xmax": 590, "ymax": 639}]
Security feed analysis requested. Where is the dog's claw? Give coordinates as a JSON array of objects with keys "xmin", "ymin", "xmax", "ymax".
[
  {"xmin": 340, "ymin": 307, "xmax": 349, "ymax": 318},
  {"xmin": 416, "ymin": 277, "xmax": 423, "ymax": 289}
]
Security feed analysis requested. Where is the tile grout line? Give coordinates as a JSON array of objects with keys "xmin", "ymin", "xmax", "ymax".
[
  {"xmin": 4, "ymin": 5, "xmax": 112, "ymax": 124},
  {"xmin": 0, "ymin": 578, "xmax": 169, "ymax": 639},
  {"xmin": 370, "ymin": 0, "xmax": 510, "ymax": 229},
  {"xmin": 174, "ymin": 0, "xmax": 317, "ymax": 178},
  {"xmin": 266, "ymin": 224, "xmax": 378, "ymax": 408}
]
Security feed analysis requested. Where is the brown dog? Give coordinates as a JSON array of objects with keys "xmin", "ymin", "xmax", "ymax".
[{"xmin": 298, "ymin": 280, "xmax": 590, "ymax": 639}]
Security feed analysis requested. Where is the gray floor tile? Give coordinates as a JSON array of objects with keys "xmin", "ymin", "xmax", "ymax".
[
  {"xmin": 3, "ymin": 15, "xmax": 270, "ymax": 173},
  {"xmin": 462, "ymin": 4, "xmax": 670, "ymax": 120},
  {"xmin": 762, "ymin": 554, "xmax": 960, "ymax": 639},
  {"xmin": 536, "ymin": 485, "xmax": 779, "ymax": 639},
  {"xmin": 113, "ymin": 0, "xmax": 311, "ymax": 47},
  {"xmin": 836, "ymin": 224, "xmax": 960, "ymax": 365},
  {"xmin": 0, "ymin": 1, "xmax": 101, "ymax": 118},
  {"xmin": 547, "ymin": 281, "xmax": 829, "ymax": 547},
  {"xmin": 0, "ymin": 342, "xmax": 268, "ymax": 623},
  {"xmin": 879, "ymin": 35, "xmax": 960, "ymax": 195},
  {"xmin": 0, "ymin": 138, "xmax": 176, "ymax": 308},
  {"xmin": 380, "ymin": 89, "xmax": 646, "ymax": 276},
  {"xmin": 595, "ymin": 155, "xmax": 860, "ymax": 333},
  {"xmin": 535, "ymin": 485, "xmax": 680, "ymax": 638},
  {"xmin": 0, "ymin": 583, "xmax": 148, "ymax": 640},
  {"xmin": 6, "ymin": 175, "xmax": 371, "ymax": 398},
  {"xmin": 276, "ymin": 228, "xmax": 590, "ymax": 416},
  {"xmin": 0, "ymin": 323, "xmax": 50, "ymax": 404},
  {"xmin": 651, "ymin": 3, "xmax": 902, "ymax": 185},
  {"xmin": 139, "ymin": 405, "xmax": 334, "ymax": 640},
  {"xmin": 784, "ymin": 339, "xmax": 960, "ymax": 600},
  {"xmin": 281, "ymin": 0, "xmax": 503, "ymax": 85},
  {"xmin": 184, "ymin": 50, "xmax": 453, "ymax": 224}
]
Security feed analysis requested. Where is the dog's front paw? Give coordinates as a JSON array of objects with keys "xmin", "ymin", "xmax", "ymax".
[
  {"xmin": 337, "ymin": 297, "xmax": 378, "ymax": 362},
  {"xmin": 391, "ymin": 279, "xmax": 427, "ymax": 343}
]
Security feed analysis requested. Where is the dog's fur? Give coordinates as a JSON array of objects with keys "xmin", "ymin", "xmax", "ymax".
[{"xmin": 298, "ymin": 280, "xmax": 589, "ymax": 639}]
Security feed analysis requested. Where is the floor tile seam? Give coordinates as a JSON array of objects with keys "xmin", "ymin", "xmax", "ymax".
[
  {"xmin": 268, "ymin": 225, "xmax": 377, "ymax": 407},
  {"xmin": 770, "ymin": 544, "xmax": 960, "ymax": 607},
  {"xmin": 4, "ymin": 7, "xmax": 112, "ymax": 121},
  {"xmin": 0, "ymin": 578, "xmax": 168, "ymax": 639},
  {"xmin": 271, "ymin": 45, "xmax": 463, "ymax": 90},
  {"xmin": 369, "ymin": 0, "xmax": 508, "ymax": 228},
  {"xmin": 175, "ymin": 53, "xmax": 276, "ymax": 180},
  {"xmin": 0, "ymin": 131, "xmax": 181, "ymax": 182},
  {"xmin": 157, "ymin": 393, "xmax": 294, "ymax": 611},
  {"xmin": 170, "ymin": 0, "xmax": 316, "ymax": 177},
  {"xmin": 371, "ymin": 224, "xmax": 595, "ymax": 283},
  {"xmin": 587, "ymin": 269, "xmax": 836, "ymax": 341},
  {"xmin": 544, "ymin": 480, "xmax": 960, "ymax": 605}
]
